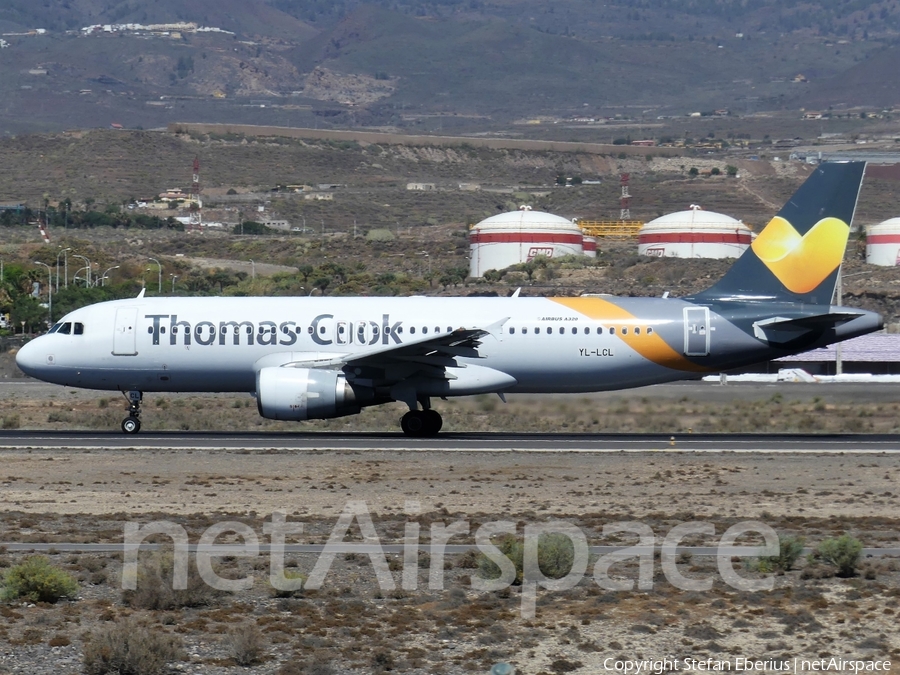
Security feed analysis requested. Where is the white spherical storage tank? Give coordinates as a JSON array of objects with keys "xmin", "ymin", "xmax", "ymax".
[
  {"xmin": 469, "ymin": 207, "xmax": 584, "ymax": 277},
  {"xmin": 582, "ymin": 235, "xmax": 597, "ymax": 258},
  {"xmin": 866, "ymin": 218, "xmax": 900, "ymax": 266},
  {"xmin": 638, "ymin": 206, "xmax": 751, "ymax": 259}
]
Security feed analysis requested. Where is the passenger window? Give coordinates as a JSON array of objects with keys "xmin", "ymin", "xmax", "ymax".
[
  {"xmin": 622, "ymin": 327, "xmax": 628, "ymax": 335},
  {"xmin": 509, "ymin": 327, "xmax": 515, "ymax": 335},
  {"xmin": 338, "ymin": 325, "xmax": 345, "ymax": 334},
  {"xmin": 397, "ymin": 327, "xmax": 403, "ymax": 334},
  {"xmin": 410, "ymin": 327, "xmax": 416, "ymax": 334},
  {"xmin": 147, "ymin": 326, "xmax": 153, "ymax": 334},
  {"xmin": 434, "ymin": 327, "xmax": 440, "ymax": 333},
  {"xmin": 521, "ymin": 327, "xmax": 527, "ymax": 334},
  {"xmin": 634, "ymin": 327, "xmax": 641, "ymax": 335},
  {"xmin": 584, "ymin": 327, "xmax": 589, "ymax": 335},
  {"xmin": 74, "ymin": 323, "xmax": 84, "ymax": 335},
  {"xmin": 558, "ymin": 327, "xmax": 564, "ymax": 334},
  {"xmin": 319, "ymin": 326, "xmax": 326, "ymax": 334},
  {"xmin": 307, "ymin": 326, "xmax": 314, "ymax": 334},
  {"xmin": 610, "ymin": 327, "xmax": 616, "ymax": 335},
  {"xmin": 647, "ymin": 327, "xmax": 654, "ymax": 335},
  {"xmin": 596, "ymin": 327, "xmax": 603, "ymax": 335},
  {"xmin": 423, "ymin": 327, "xmax": 428, "ymax": 334},
  {"xmin": 159, "ymin": 326, "xmax": 164, "ymax": 334},
  {"xmin": 546, "ymin": 327, "xmax": 552, "ymax": 334},
  {"xmin": 447, "ymin": 326, "xmax": 452, "ymax": 333},
  {"xmin": 173, "ymin": 327, "xmax": 179, "ymax": 334},
  {"xmin": 571, "ymin": 327, "xmax": 577, "ymax": 335}
]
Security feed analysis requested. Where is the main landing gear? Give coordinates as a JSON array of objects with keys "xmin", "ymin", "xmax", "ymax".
[
  {"xmin": 400, "ymin": 397, "xmax": 443, "ymax": 437},
  {"xmin": 121, "ymin": 390, "xmax": 143, "ymax": 434}
]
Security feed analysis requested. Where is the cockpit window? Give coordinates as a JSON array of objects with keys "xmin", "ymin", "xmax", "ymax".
[{"xmin": 49, "ymin": 321, "xmax": 83, "ymax": 335}]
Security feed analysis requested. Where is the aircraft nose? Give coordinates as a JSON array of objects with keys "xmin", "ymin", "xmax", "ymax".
[{"xmin": 15, "ymin": 339, "xmax": 45, "ymax": 378}]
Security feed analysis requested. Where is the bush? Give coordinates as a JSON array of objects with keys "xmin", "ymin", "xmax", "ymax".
[
  {"xmin": 1, "ymin": 556, "xmax": 78, "ymax": 603},
  {"xmin": 268, "ymin": 570, "xmax": 306, "ymax": 598},
  {"xmin": 83, "ymin": 618, "xmax": 182, "ymax": 675},
  {"xmin": 226, "ymin": 623, "xmax": 266, "ymax": 666},
  {"xmin": 477, "ymin": 532, "xmax": 576, "ymax": 584},
  {"xmin": 122, "ymin": 551, "xmax": 222, "ymax": 610},
  {"xmin": 756, "ymin": 535, "xmax": 805, "ymax": 573},
  {"xmin": 815, "ymin": 535, "xmax": 863, "ymax": 577}
]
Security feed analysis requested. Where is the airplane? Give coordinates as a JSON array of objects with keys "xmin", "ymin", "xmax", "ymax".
[{"xmin": 15, "ymin": 161, "xmax": 882, "ymax": 436}]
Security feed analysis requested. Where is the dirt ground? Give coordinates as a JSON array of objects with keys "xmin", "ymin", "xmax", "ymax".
[{"xmin": 0, "ymin": 428, "xmax": 899, "ymax": 673}]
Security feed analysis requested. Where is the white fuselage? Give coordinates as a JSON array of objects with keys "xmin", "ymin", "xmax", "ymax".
[{"xmin": 16, "ymin": 295, "xmax": 723, "ymax": 395}]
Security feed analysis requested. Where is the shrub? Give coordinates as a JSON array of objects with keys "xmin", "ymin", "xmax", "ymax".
[
  {"xmin": 477, "ymin": 532, "xmax": 576, "ymax": 584},
  {"xmin": 226, "ymin": 623, "xmax": 266, "ymax": 666},
  {"xmin": 268, "ymin": 570, "xmax": 306, "ymax": 598},
  {"xmin": 122, "ymin": 551, "xmax": 222, "ymax": 610},
  {"xmin": 83, "ymin": 618, "xmax": 182, "ymax": 675},
  {"xmin": 815, "ymin": 535, "xmax": 863, "ymax": 578},
  {"xmin": 1, "ymin": 556, "xmax": 78, "ymax": 603},
  {"xmin": 756, "ymin": 535, "xmax": 805, "ymax": 572}
]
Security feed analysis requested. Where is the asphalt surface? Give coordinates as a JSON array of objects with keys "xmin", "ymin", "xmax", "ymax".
[{"xmin": 1, "ymin": 430, "xmax": 900, "ymax": 452}]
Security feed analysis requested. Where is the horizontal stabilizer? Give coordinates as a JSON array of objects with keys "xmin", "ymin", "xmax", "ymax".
[{"xmin": 753, "ymin": 312, "xmax": 864, "ymax": 342}]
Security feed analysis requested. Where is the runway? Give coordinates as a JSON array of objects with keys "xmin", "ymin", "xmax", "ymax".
[{"xmin": 1, "ymin": 430, "xmax": 900, "ymax": 452}]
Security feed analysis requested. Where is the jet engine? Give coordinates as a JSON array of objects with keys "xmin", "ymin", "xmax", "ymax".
[{"xmin": 256, "ymin": 367, "xmax": 371, "ymax": 421}]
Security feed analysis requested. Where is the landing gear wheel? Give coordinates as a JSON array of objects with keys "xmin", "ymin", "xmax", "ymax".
[
  {"xmin": 423, "ymin": 409, "xmax": 443, "ymax": 435},
  {"xmin": 122, "ymin": 416, "xmax": 141, "ymax": 434},
  {"xmin": 401, "ymin": 410, "xmax": 426, "ymax": 437},
  {"xmin": 401, "ymin": 410, "xmax": 442, "ymax": 437},
  {"xmin": 120, "ymin": 390, "xmax": 143, "ymax": 434}
]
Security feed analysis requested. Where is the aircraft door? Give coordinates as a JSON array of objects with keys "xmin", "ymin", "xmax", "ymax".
[
  {"xmin": 683, "ymin": 307, "xmax": 710, "ymax": 356},
  {"xmin": 113, "ymin": 307, "xmax": 138, "ymax": 356},
  {"xmin": 335, "ymin": 320, "xmax": 350, "ymax": 345}
]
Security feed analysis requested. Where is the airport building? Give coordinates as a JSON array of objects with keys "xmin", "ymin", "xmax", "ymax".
[{"xmin": 638, "ymin": 206, "xmax": 752, "ymax": 259}]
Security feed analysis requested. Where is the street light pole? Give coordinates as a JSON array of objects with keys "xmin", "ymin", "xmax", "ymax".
[
  {"xmin": 101, "ymin": 265, "xmax": 119, "ymax": 287},
  {"xmin": 170, "ymin": 274, "xmax": 178, "ymax": 293},
  {"xmin": 72, "ymin": 255, "xmax": 90, "ymax": 287},
  {"xmin": 33, "ymin": 261, "xmax": 52, "ymax": 326},
  {"xmin": 56, "ymin": 247, "xmax": 71, "ymax": 292},
  {"xmin": 249, "ymin": 259, "xmax": 255, "ymax": 280},
  {"xmin": 148, "ymin": 257, "xmax": 162, "ymax": 293}
]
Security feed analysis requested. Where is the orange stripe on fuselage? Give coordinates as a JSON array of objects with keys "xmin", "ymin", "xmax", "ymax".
[{"xmin": 550, "ymin": 297, "xmax": 709, "ymax": 373}]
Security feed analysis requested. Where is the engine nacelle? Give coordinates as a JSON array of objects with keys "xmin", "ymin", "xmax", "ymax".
[{"xmin": 256, "ymin": 367, "xmax": 368, "ymax": 421}]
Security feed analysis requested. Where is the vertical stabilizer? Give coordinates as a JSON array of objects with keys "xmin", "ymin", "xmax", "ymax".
[{"xmin": 692, "ymin": 161, "xmax": 865, "ymax": 305}]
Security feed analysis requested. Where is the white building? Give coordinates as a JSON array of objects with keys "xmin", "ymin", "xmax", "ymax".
[
  {"xmin": 469, "ymin": 207, "xmax": 585, "ymax": 277},
  {"xmin": 638, "ymin": 206, "xmax": 751, "ymax": 259},
  {"xmin": 866, "ymin": 218, "xmax": 900, "ymax": 266}
]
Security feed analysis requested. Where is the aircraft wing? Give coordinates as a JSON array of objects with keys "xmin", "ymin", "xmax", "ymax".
[{"xmin": 281, "ymin": 321, "xmax": 503, "ymax": 372}]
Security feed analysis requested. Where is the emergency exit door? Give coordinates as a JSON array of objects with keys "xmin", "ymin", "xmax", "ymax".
[
  {"xmin": 113, "ymin": 307, "xmax": 138, "ymax": 356},
  {"xmin": 683, "ymin": 307, "xmax": 710, "ymax": 357}
]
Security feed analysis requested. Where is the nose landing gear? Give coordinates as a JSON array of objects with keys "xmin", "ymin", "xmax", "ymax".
[{"xmin": 121, "ymin": 390, "xmax": 142, "ymax": 434}]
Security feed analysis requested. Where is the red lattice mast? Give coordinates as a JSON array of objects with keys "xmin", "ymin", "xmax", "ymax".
[
  {"xmin": 189, "ymin": 156, "xmax": 202, "ymax": 230},
  {"xmin": 620, "ymin": 173, "xmax": 631, "ymax": 220}
]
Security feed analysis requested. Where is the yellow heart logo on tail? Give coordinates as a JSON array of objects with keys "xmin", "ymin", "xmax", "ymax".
[{"xmin": 750, "ymin": 216, "xmax": 849, "ymax": 294}]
